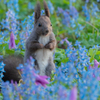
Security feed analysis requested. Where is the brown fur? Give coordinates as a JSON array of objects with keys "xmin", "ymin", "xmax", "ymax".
[
  {"xmin": 1, "ymin": 55, "xmax": 23, "ymax": 83},
  {"xmin": 43, "ymin": 0, "xmax": 50, "ymax": 17},
  {"xmin": 24, "ymin": 1, "xmax": 56, "ymax": 76},
  {"xmin": 35, "ymin": 1, "xmax": 41, "ymax": 23},
  {"xmin": 0, "ymin": 1, "xmax": 56, "ymax": 83}
]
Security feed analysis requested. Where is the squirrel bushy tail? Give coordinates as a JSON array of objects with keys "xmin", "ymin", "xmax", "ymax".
[{"xmin": 0, "ymin": 55, "xmax": 23, "ymax": 83}]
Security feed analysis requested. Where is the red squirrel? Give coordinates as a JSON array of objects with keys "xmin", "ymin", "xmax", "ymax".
[
  {"xmin": 1, "ymin": 1, "xmax": 56, "ymax": 83},
  {"xmin": 24, "ymin": 1, "xmax": 56, "ymax": 76}
]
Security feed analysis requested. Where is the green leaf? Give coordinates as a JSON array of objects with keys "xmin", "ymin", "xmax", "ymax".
[
  {"xmin": 63, "ymin": 0, "xmax": 70, "ymax": 5},
  {"xmin": 5, "ymin": 49, "xmax": 15, "ymax": 55},
  {"xmin": 96, "ymin": 51, "xmax": 100, "ymax": 55},
  {"xmin": 89, "ymin": 49, "xmax": 94, "ymax": 56},
  {"xmin": 61, "ymin": 58, "xmax": 69, "ymax": 63},
  {"xmin": 0, "ymin": 93, "xmax": 3, "ymax": 100},
  {"xmin": 56, "ymin": 36, "xmax": 61, "ymax": 41},
  {"xmin": 90, "ymin": 55, "xmax": 94, "ymax": 62}
]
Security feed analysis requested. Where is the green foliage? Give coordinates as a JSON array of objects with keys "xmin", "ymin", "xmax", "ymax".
[
  {"xmin": 88, "ymin": 47, "xmax": 100, "ymax": 64},
  {"xmin": 55, "ymin": 48, "xmax": 68, "ymax": 66},
  {"xmin": 0, "ymin": 93, "xmax": 3, "ymax": 100}
]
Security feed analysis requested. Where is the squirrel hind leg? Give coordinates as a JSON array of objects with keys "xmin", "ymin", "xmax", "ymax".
[
  {"xmin": 2, "ymin": 55, "xmax": 23, "ymax": 83},
  {"xmin": 45, "ymin": 58, "xmax": 55, "ymax": 76}
]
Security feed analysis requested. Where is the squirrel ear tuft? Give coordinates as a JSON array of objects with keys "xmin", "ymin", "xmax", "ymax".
[
  {"xmin": 34, "ymin": 1, "xmax": 41, "ymax": 23},
  {"xmin": 43, "ymin": 0, "xmax": 50, "ymax": 17}
]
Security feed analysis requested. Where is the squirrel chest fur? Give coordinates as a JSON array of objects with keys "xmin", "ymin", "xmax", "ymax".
[{"xmin": 35, "ymin": 35, "xmax": 53, "ymax": 75}]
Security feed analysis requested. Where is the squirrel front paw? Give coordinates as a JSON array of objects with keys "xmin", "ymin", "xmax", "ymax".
[
  {"xmin": 39, "ymin": 43, "xmax": 44, "ymax": 49},
  {"xmin": 28, "ymin": 42, "xmax": 44, "ymax": 52},
  {"xmin": 44, "ymin": 43, "xmax": 54, "ymax": 50},
  {"xmin": 32, "ymin": 41, "xmax": 44, "ymax": 49}
]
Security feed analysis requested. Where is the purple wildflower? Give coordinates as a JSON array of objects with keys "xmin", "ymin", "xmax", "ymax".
[
  {"xmin": 41, "ymin": 10, "xmax": 45, "ymax": 15},
  {"xmin": 69, "ymin": 87, "xmax": 77, "ymax": 100},
  {"xmin": 9, "ymin": 32, "xmax": 16, "ymax": 49},
  {"xmin": 57, "ymin": 7, "xmax": 63, "ymax": 13},
  {"xmin": 89, "ymin": 60, "xmax": 100, "ymax": 69},
  {"xmin": 92, "ymin": 2, "xmax": 99, "ymax": 17},
  {"xmin": 48, "ymin": 1, "xmax": 54, "ymax": 14},
  {"xmin": 97, "ymin": 0, "xmax": 100, "ymax": 2},
  {"xmin": 0, "ymin": 61, "xmax": 5, "ymax": 84},
  {"xmin": 82, "ymin": 4, "xmax": 90, "ymax": 21},
  {"xmin": 86, "ymin": 0, "xmax": 89, "ymax": 3},
  {"xmin": 60, "ymin": 37, "xmax": 72, "ymax": 47},
  {"xmin": 97, "ymin": 77, "xmax": 100, "ymax": 81},
  {"xmin": 94, "ymin": 59, "xmax": 99, "ymax": 68},
  {"xmin": 69, "ymin": 6, "xmax": 79, "ymax": 20},
  {"xmin": 28, "ymin": 2, "xmax": 34, "ymax": 10},
  {"xmin": 62, "ymin": 11, "xmax": 70, "ymax": 27},
  {"xmin": 89, "ymin": 65, "xmax": 92, "ymax": 69},
  {"xmin": 33, "ymin": 72, "xmax": 49, "ymax": 87},
  {"xmin": 58, "ymin": 86, "xmax": 67, "ymax": 99}
]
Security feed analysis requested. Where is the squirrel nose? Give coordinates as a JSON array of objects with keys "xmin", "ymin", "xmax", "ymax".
[{"xmin": 46, "ymin": 30, "xmax": 49, "ymax": 33}]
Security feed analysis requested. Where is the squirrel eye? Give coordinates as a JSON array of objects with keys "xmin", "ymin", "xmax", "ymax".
[
  {"xmin": 38, "ymin": 23, "xmax": 42, "ymax": 27},
  {"xmin": 51, "ymin": 24, "xmax": 52, "ymax": 26}
]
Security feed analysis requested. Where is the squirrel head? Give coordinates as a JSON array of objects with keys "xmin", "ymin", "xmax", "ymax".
[{"xmin": 34, "ymin": 0, "xmax": 52, "ymax": 36}]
